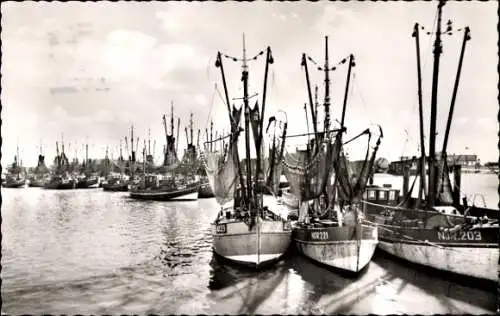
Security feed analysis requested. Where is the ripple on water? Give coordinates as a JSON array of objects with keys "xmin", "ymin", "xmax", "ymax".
[{"xmin": 1, "ymin": 188, "xmax": 497, "ymax": 314}]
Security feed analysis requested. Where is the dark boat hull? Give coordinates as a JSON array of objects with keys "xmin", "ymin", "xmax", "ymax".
[
  {"xmin": 76, "ymin": 178, "xmax": 99, "ymax": 189},
  {"xmin": 198, "ymin": 182, "xmax": 215, "ymax": 198},
  {"xmin": 102, "ymin": 182, "xmax": 129, "ymax": 192},
  {"xmin": 129, "ymin": 184, "xmax": 199, "ymax": 201},
  {"xmin": 44, "ymin": 180, "xmax": 77, "ymax": 190},
  {"xmin": 2, "ymin": 180, "xmax": 25, "ymax": 188},
  {"xmin": 293, "ymin": 223, "xmax": 378, "ymax": 273}
]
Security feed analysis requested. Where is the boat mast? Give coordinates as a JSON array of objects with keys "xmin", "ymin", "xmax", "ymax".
[
  {"xmin": 255, "ymin": 46, "xmax": 273, "ymax": 201},
  {"xmin": 323, "ymin": 36, "xmax": 331, "ymax": 134},
  {"xmin": 413, "ymin": 23, "xmax": 428, "ymax": 205},
  {"xmin": 176, "ymin": 117, "xmax": 180, "ymax": 154},
  {"xmin": 242, "ymin": 34, "xmax": 253, "ymax": 204},
  {"xmin": 441, "ymin": 27, "xmax": 470, "ymax": 158},
  {"xmin": 301, "ymin": 53, "xmax": 319, "ymax": 144},
  {"xmin": 210, "ymin": 120, "xmax": 214, "ymax": 152},
  {"xmin": 340, "ymin": 54, "xmax": 354, "ymax": 132},
  {"xmin": 215, "ymin": 48, "xmax": 245, "ymax": 197},
  {"xmin": 314, "ymin": 85, "xmax": 319, "ymax": 128},
  {"xmin": 148, "ymin": 128, "xmax": 151, "ymax": 156},
  {"xmin": 190, "ymin": 112, "xmax": 194, "ymax": 146},
  {"xmin": 427, "ymin": 0, "xmax": 445, "ymax": 207}
]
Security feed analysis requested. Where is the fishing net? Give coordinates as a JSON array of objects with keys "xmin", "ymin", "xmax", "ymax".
[
  {"xmin": 282, "ymin": 138, "xmax": 335, "ymax": 202},
  {"xmin": 203, "ymin": 137, "xmax": 240, "ymax": 206},
  {"xmin": 333, "ymin": 127, "xmax": 382, "ymax": 205}
]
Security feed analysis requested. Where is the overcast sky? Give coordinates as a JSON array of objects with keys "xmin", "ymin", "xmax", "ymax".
[{"xmin": 1, "ymin": 1, "xmax": 498, "ymax": 167}]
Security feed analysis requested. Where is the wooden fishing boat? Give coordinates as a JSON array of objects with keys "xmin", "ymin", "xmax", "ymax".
[
  {"xmin": 103, "ymin": 145, "xmax": 130, "ymax": 192},
  {"xmin": 283, "ymin": 36, "xmax": 382, "ymax": 273},
  {"xmin": 44, "ymin": 138, "xmax": 77, "ymax": 190},
  {"xmin": 44, "ymin": 174, "xmax": 77, "ymax": 189},
  {"xmin": 207, "ymin": 36, "xmax": 291, "ymax": 268},
  {"xmin": 76, "ymin": 175, "xmax": 99, "ymax": 188},
  {"xmin": 102, "ymin": 177, "xmax": 129, "ymax": 192},
  {"xmin": 2, "ymin": 176, "xmax": 26, "ymax": 188},
  {"xmin": 75, "ymin": 141, "xmax": 99, "ymax": 189},
  {"xmin": 129, "ymin": 175, "xmax": 199, "ymax": 200},
  {"xmin": 362, "ymin": 0, "xmax": 498, "ymax": 283},
  {"xmin": 29, "ymin": 144, "xmax": 50, "ymax": 187},
  {"xmin": 130, "ymin": 106, "xmax": 200, "ymax": 201},
  {"xmin": 3, "ymin": 146, "xmax": 26, "ymax": 188}
]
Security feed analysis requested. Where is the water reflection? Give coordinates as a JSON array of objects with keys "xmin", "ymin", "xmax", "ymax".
[{"xmin": 1, "ymin": 189, "xmax": 497, "ymax": 314}]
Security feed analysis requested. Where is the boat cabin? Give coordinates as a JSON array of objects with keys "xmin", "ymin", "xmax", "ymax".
[{"xmin": 363, "ymin": 184, "xmax": 400, "ymax": 207}]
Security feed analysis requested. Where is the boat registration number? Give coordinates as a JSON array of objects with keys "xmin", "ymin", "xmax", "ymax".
[
  {"xmin": 216, "ymin": 224, "xmax": 227, "ymax": 234},
  {"xmin": 437, "ymin": 230, "xmax": 482, "ymax": 241},
  {"xmin": 310, "ymin": 231, "xmax": 329, "ymax": 241}
]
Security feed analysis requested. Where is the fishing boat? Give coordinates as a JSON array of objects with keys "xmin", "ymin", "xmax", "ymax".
[
  {"xmin": 102, "ymin": 141, "xmax": 129, "ymax": 192},
  {"xmin": 198, "ymin": 120, "xmax": 216, "ymax": 199},
  {"xmin": 206, "ymin": 36, "xmax": 291, "ymax": 268},
  {"xmin": 29, "ymin": 142, "xmax": 50, "ymax": 187},
  {"xmin": 3, "ymin": 145, "xmax": 26, "ymax": 188},
  {"xmin": 44, "ymin": 140, "xmax": 77, "ymax": 190},
  {"xmin": 75, "ymin": 141, "xmax": 99, "ymax": 189},
  {"xmin": 362, "ymin": 0, "xmax": 498, "ymax": 283},
  {"xmin": 282, "ymin": 36, "xmax": 382, "ymax": 273},
  {"xmin": 130, "ymin": 104, "xmax": 200, "ymax": 201}
]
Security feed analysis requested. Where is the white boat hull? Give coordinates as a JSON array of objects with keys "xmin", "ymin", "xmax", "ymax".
[
  {"xmin": 294, "ymin": 224, "xmax": 378, "ymax": 273},
  {"xmin": 212, "ymin": 219, "xmax": 292, "ymax": 267},
  {"xmin": 378, "ymin": 240, "xmax": 499, "ymax": 282}
]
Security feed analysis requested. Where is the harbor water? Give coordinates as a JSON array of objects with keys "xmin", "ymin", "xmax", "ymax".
[{"xmin": 1, "ymin": 173, "xmax": 498, "ymax": 314}]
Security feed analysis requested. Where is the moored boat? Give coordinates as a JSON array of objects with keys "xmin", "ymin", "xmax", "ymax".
[
  {"xmin": 3, "ymin": 146, "xmax": 26, "ymax": 188},
  {"xmin": 362, "ymin": 0, "xmax": 499, "ymax": 283},
  {"xmin": 129, "ymin": 175, "xmax": 199, "ymax": 200},
  {"xmin": 283, "ymin": 36, "xmax": 381, "ymax": 273},
  {"xmin": 207, "ymin": 37, "xmax": 291, "ymax": 268},
  {"xmin": 44, "ymin": 174, "xmax": 77, "ymax": 190}
]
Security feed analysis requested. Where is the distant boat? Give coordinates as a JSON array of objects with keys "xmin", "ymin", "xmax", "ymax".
[
  {"xmin": 44, "ymin": 138, "xmax": 77, "ymax": 190},
  {"xmin": 363, "ymin": 1, "xmax": 498, "ymax": 283},
  {"xmin": 44, "ymin": 174, "xmax": 77, "ymax": 190},
  {"xmin": 3, "ymin": 146, "xmax": 26, "ymax": 188},
  {"xmin": 76, "ymin": 174, "xmax": 99, "ymax": 189},
  {"xmin": 129, "ymin": 175, "xmax": 199, "ymax": 201},
  {"xmin": 207, "ymin": 37, "xmax": 291, "ymax": 268},
  {"xmin": 102, "ymin": 177, "xmax": 129, "ymax": 192},
  {"xmin": 130, "ymin": 105, "xmax": 200, "ymax": 201},
  {"xmin": 76, "ymin": 141, "xmax": 99, "ymax": 189},
  {"xmin": 3, "ymin": 176, "xmax": 25, "ymax": 188}
]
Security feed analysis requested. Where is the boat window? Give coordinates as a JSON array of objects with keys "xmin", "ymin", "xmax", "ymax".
[
  {"xmin": 378, "ymin": 190, "xmax": 387, "ymax": 200},
  {"xmin": 368, "ymin": 190, "xmax": 376, "ymax": 200},
  {"xmin": 389, "ymin": 190, "xmax": 396, "ymax": 201}
]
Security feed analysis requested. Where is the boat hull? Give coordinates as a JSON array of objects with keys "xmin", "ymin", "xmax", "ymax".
[
  {"xmin": 129, "ymin": 185, "xmax": 199, "ymax": 201},
  {"xmin": 212, "ymin": 219, "xmax": 292, "ymax": 268},
  {"xmin": 198, "ymin": 182, "xmax": 215, "ymax": 198},
  {"xmin": 44, "ymin": 180, "xmax": 77, "ymax": 190},
  {"xmin": 102, "ymin": 183, "xmax": 129, "ymax": 192},
  {"xmin": 293, "ymin": 224, "xmax": 378, "ymax": 273},
  {"xmin": 377, "ymin": 226, "xmax": 499, "ymax": 282},
  {"xmin": 76, "ymin": 178, "xmax": 99, "ymax": 189},
  {"xmin": 2, "ymin": 181, "xmax": 25, "ymax": 188}
]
